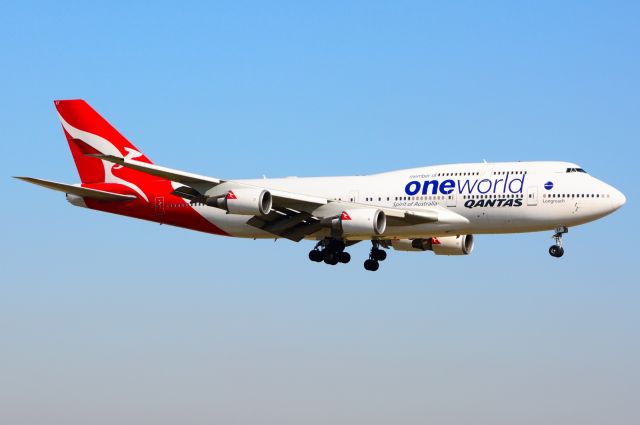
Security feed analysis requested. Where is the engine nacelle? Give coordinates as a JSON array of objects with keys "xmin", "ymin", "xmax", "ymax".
[
  {"xmin": 334, "ymin": 209, "xmax": 386, "ymax": 236},
  {"xmin": 390, "ymin": 238, "xmax": 427, "ymax": 251},
  {"xmin": 390, "ymin": 235, "xmax": 474, "ymax": 255},
  {"xmin": 207, "ymin": 188, "xmax": 272, "ymax": 215},
  {"xmin": 430, "ymin": 235, "xmax": 474, "ymax": 255},
  {"xmin": 66, "ymin": 193, "xmax": 87, "ymax": 208}
]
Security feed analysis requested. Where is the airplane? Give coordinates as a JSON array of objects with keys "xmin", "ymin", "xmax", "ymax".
[{"xmin": 16, "ymin": 100, "xmax": 626, "ymax": 271}]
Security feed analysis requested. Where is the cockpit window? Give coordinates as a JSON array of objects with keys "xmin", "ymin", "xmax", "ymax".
[{"xmin": 566, "ymin": 168, "xmax": 587, "ymax": 173}]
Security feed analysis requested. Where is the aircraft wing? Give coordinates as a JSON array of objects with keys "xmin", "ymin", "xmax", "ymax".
[
  {"xmin": 88, "ymin": 154, "xmax": 223, "ymax": 186},
  {"xmin": 95, "ymin": 154, "xmax": 468, "ymax": 241},
  {"xmin": 242, "ymin": 204, "xmax": 460, "ymax": 242}
]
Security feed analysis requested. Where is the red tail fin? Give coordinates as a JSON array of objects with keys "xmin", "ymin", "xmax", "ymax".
[{"xmin": 55, "ymin": 99, "xmax": 153, "ymax": 183}]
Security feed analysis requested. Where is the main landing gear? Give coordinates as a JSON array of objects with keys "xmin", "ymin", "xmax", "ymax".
[
  {"xmin": 364, "ymin": 241, "xmax": 387, "ymax": 272},
  {"xmin": 549, "ymin": 226, "xmax": 568, "ymax": 258},
  {"xmin": 308, "ymin": 239, "xmax": 351, "ymax": 266},
  {"xmin": 308, "ymin": 239, "xmax": 389, "ymax": 270}
]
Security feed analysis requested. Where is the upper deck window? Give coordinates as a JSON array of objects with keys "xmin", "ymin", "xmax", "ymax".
[{"xmin": 566, "ymin": 167, "xmax": 587, "ymax": 173}]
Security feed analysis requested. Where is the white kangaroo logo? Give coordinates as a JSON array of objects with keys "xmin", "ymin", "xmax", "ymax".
[{"xmin": 58, "ymin": 114, "xmax": 149, "ymax": 202}]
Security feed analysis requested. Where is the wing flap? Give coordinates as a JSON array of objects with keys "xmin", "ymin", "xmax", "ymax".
[
  {"xmin": 14, "ymin": 177, "xmax": 137, "ymax": 201},
  {"xmin": 246, "ymin": 208, "xmax": 320, "ymax": 241}
]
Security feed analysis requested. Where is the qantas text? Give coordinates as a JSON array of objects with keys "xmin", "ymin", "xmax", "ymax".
[{"xmin": 464, "ymin": 198, "xmax": 523, "ymax": 209}]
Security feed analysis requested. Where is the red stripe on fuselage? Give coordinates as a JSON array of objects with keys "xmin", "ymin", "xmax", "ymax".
[{"xmin": 81, "ymin": 181, "xmax": 228, "ymax": 236}]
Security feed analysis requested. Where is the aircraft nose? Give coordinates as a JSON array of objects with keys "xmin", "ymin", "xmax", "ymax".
[{"xmin": 611, "ymin": 187, "xmax": 626, "ymax": 210}]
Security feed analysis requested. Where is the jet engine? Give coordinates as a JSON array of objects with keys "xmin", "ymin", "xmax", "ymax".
[
  {"xmin": 333, "ymin": 209, "xmax": 386, "ymax": 236},
  {"xmin": 206, "ymin": 188, "xmax": 272, "ymax": 215},
  {"xmin": 391, "ymin": 235, "xmax": 474, "ymax": 255}
]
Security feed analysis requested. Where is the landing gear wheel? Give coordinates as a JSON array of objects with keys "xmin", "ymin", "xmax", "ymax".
[
  {"xmin": 372, "ymin": 249, "xmax": 387, "ymax": 261},
  {"xmin": 364, "ymin": 259, "xmax": 379, "ymax": 271},
  {"xmin": 549, "ymin": 245, "xmax": 564, "ymax": 258},
  {"xmin": 324, "ymin": 252, "xmax": 339, "ymax": 265},
  {"xmin": 337, "ymin": 252, "xmax": 351, "ymax": 264},
  {"xmin": 366, "ymin": 241, "xmax": 388, "ymax": 269},
  {"xmin": 311, "ymin": 238, "xmax": 353, "ymax": 266},
  {"xmin": 308, "ymin": 250, "xmax": 323, "ymax": 262}
]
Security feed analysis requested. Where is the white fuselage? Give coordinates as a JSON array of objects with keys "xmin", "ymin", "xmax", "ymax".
[{"xmin": 187, "ymin": 161, "xmax": 626, "ymax": 240}]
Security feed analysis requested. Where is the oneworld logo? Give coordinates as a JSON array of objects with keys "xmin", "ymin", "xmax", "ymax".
[
  {"xmin": 404, "ymin": 174, "xmax": 526, "ymax": 196},
  {"xmin": 544, "ymin": 181, "xmax": 554, "ymax": 190}
]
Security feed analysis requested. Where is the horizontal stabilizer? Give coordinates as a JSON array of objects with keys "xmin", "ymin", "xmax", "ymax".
[
  {"xmin": 87, "ymin": 154, "xmax": 222, "ymax": 185},
  {"xmin": 14, "ymin": 177, "xmax": 137, "ymax": 201}
]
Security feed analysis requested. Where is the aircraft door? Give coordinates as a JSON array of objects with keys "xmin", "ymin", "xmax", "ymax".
[
  {"xmin": 446, "ymin": 192, "xmax": 456, "ymax": 207},
  {"xmin": 348, "ymin": 191, "xmax": 359, "ymax": 203},
  {"xmin": 526, "ymin": 186, "xmax": 538, "ymax": 206},
  {"xmin": 155, "ymin": 196, "xmax": 165, "ymax": 218}
]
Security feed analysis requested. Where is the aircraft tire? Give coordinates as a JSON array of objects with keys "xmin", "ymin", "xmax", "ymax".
[
  {"xmin": 372, "ymin": 249, "xmax": 387, "ymax": 261},
  {"xmin": 549, "ymin": 245, "xmax": 564, "ymax": 258},
  {"xmin": 364, "ymin": 259, "xmax": 379, "ymax": 271},
  {"xmin": 337, "ymin": 252, "xmax": 351, "ymax": 264},
  {"xmin": 324, "ymin": 253, "xmax": 339, "ymax": 265},
  {"xmin": 309, "ymin": 250, "xmax": 323, "ymax": 262}
]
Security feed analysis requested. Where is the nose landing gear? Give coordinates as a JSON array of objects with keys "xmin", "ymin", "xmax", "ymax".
[{"xmin": 549, "ymin": 226, "xmax": 568, "ymax": 258}]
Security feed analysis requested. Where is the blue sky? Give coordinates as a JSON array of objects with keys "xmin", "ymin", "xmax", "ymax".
[{"xmin": 1, "ymin": 1, "xmax": 638, "ymax": 424}]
